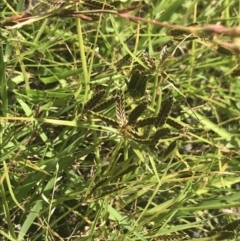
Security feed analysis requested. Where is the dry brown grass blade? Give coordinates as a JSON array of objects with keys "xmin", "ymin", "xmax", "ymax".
[{"xmin": 1, "ymin": 13, "xmax": 32, "ymax": 26}]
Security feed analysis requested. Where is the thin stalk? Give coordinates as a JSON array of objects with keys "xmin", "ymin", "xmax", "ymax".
[
  {"xmin": 155, "ymin": 83, "xmax": 162, "ymax": 115},
  {"xmin": 239, "ymin": 0, "xmax": 240, "ymax": 25},
  {"xmin": 3, "ymin": 0, "xmax": 25, "ymax": 62},
  {"xmin": 14, "ymin": 41, "xmax": 30, "ymax": 89},
  {"xmin": 0, "ymin": 46, "xmax": 7, "ymax": 117},
  {"xmin": 189, "ymin": 2, "xmax": 197, "ymax": 84},
  {"xmin": 33, "ymin": 19, "xmax": 49, "ymax": 44},
  {"xmin": 224, "ymin": 0, "xmax": 230, "ymax": 24},
  {"xmin": 0, "ymin": 164, "xmax": 17, "ymax": 239},
  {"xmin": 87, "ymin": 11, "xmax": 103, "ymax": 165},
  {"xmin": 150, "ymin": 74, "xmax": 159, "ymax": 109},
  {"xmin": 92, "ymin": 118, "xmax": 101, "ymax": 164},
  {"xmin": 124, "ymin": 137, "xmax": 128, "ymax": 162},
  {"xmin": 75, "ymin": 18, "xmax": 90, "ymax": 101}
]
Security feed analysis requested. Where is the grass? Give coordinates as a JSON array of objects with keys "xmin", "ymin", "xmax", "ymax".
[{"xmin": 1, "ymin": 0, "xmax": 240, "ymax": 240}]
